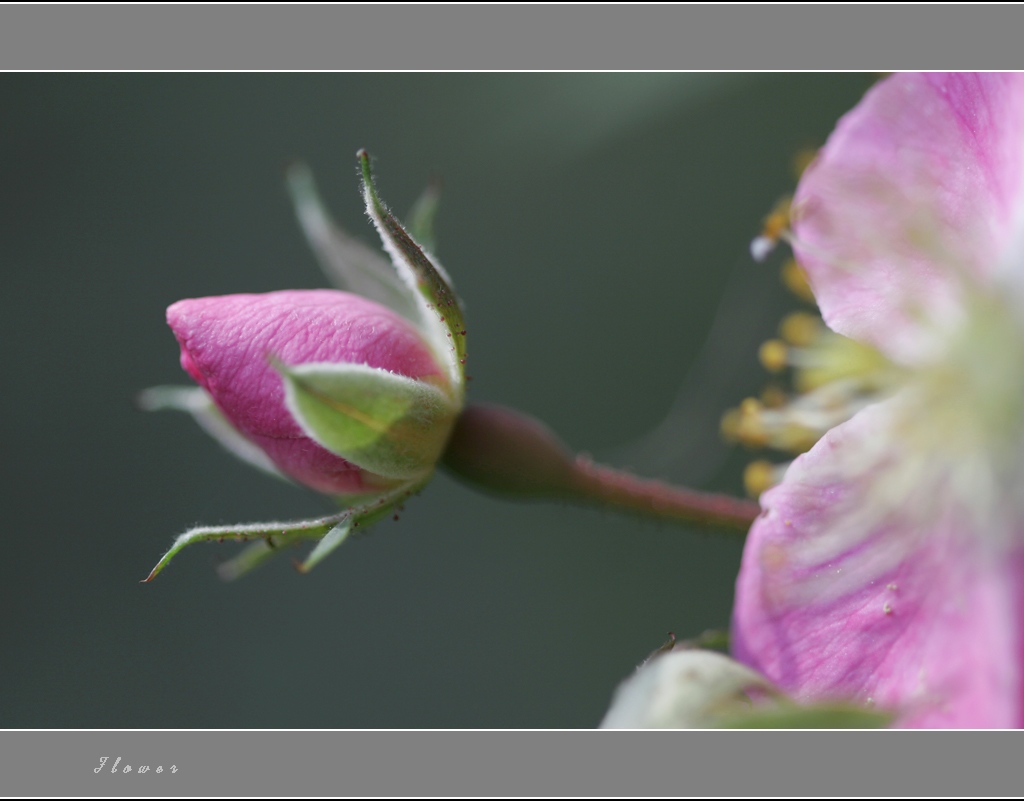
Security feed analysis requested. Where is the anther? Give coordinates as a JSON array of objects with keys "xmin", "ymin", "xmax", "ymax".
[
  {"xmin": 758, "ymin": 339, "xmax": 789, "ymax": 373},
  {"xmin": 779, "ymin": 311, "xmax": 821, "ymax": 346},
  {"xmin": 732, "ymin": 398, "xmax": 770, "ymax": 448},
  {"xmin": 791, "ymin": 148, "xmax": 818, "ymax": 179},
  {"xmin": 740, "ymin": 397, "xmax": 761, "ymax": 416},
  {"xmin": 792, "ymin": 334, "xmax": 894, "ymax": 394},
  {"xmin": 720, "ymin": 408, "xmax": 742, "ymax": 441},
  {"xmin": 750, "ymin": 197, "xmax": 792, "ymax": 262},
  {"xmin": 760, "ymin": 384, "xmax": 788, "ymax": 409},
  {"xmin": 744, "ymin": 459, "xmax": 785, "ymax": 498},
  {"xmin": 780, "ymin": 258, "xmax": 816, "ymax": 303},
  {"xmin": 772, "ymin": 422, "xmax": 820, "ymax": 453}
]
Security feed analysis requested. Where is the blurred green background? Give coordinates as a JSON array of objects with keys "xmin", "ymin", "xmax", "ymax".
[{"xmin": 1, "ymin": 73, "xmax": 874, "ymax": 728}]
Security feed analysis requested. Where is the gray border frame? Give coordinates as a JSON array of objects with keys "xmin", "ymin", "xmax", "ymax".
[
  {"xmin": 1, "ymin": 4, "xmax": 1023, "ymax": 71},
  {"xmin": 3, "ymin": 2, "xmax": 1023, "ymax": 798},
  {"xmin": 2, "ymin": 729, "xmax": 1023, "ymax": 797}
]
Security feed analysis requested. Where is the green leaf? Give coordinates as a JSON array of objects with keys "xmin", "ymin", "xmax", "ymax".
[
  {"xmin": 274, "ymin": 360, "xmax": 458, "ymax": 480},
  {"xmin": 358, "ymin": 149, "xmax": 467, "ymax": 397},
  {"xmin": 137, "ymin": 385, "xmax": 287, "ymax": 481},
  {"xmin": 285, "ymin": 162, "xmax": 423, "ymax": 325},
  {"xmin": 718, "ymin": 703, "xmax": 893, "ymax": 729}
]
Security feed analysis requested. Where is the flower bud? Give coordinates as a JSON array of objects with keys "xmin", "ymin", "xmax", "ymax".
[
  {"xmin": 599, "ymin": 646, "xmax": 891, "ymax": 729},
  {"xmin": 142, "ymin": 151, "xmax": 470, "ymax": 579},
  {"xmin": 167, "ymin": 288, "xmax": 456, "ymax": 496},
  {"xmin": 599, "ymin": 648, "xmax": 779, "ymax": 729}
]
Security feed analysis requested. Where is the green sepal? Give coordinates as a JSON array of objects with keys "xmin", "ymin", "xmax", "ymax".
[
  {"xmin": 285, "ymin": 162, "xmax": 422, "ymax": 325},
  {"xmin": 358, "ymin": 150, "xmax": 467, "ymax": 396},
  {"xmin": 718, "ymin": 702, "xmax": 893, "ymax": 729},
  {"xmin": 221, "ymin": 518, "xmax": 356, "ymax": 580},
  {"xmin": 137, "ymin": 385, "xmax": 287, "ymax": 481},
  {"xmin": 295, "ymin": 520, "xmax": 353, "ymax": 574},
  {"xmin": 406, "ymin": 178, "xmax": 442, "ymax": 255},
  {"xmin": 273, "ymin": 359, "xmax": 458, "ymax": 481},
  {"xmin": 143, "ymin": 510, "xmax": 352, "ymax": 583},
  {"xmin": 215, "ymin": 540, "xmax": 281, "ymax": 581},
  {"xmin": 144, "ymin": 480, "xmax": 427, "ymax": 581}
]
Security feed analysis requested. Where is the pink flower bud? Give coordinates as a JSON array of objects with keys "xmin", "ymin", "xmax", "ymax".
[
  {"xmin": 167, "ymin": 288, "xmax": 447, "ymax": 495},
  {"xmin": 144, "ymin": 153, "xmax": 470, "ymax": 580}
]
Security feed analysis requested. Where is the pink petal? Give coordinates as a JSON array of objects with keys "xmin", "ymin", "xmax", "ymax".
[
  {"xmin": 793, "ymin": 73, "xmax": 1024, "ymax": 363},
  {"xmin": 168, "ymin": 289, "xmax": 444, "ymax": 494},
  {"xmin": 731, "ymin": 403, "xmax": 1022, "ymax": 727}
]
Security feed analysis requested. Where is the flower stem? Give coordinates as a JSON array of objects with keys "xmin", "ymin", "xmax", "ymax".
[
  {"xmin": 567, "ymin": 455, "xmax": 759, "ymax": 532},
  {"xmin": 442, "ymin": 403, "xmax": 759, "ymax": 534}
]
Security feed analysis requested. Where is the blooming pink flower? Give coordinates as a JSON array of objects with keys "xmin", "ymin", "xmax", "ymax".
[
  {"xmin": 732, "ymin": 73, "xmax": 1024, "ymax": 727},
  {"xmin": 167, "ymin": 289, "xmax": 447, "ymax": 496}
]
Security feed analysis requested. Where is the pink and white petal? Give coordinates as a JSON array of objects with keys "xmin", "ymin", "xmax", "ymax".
[
  {"xmin": 793, "ymin": 73, "xmax": 1024, "ymax": 363},
  {"xmin": 168, "ymin": 289, "xmax": 444, "ymax": 495},
  {"xmin": 731, "ymin": 402, "xmax": 1022, "ymax": 728}
]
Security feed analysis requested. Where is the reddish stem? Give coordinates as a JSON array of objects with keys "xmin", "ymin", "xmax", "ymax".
[{"xmin": 569, "ymin": 456, "xmax": 760, "ymax": 532}]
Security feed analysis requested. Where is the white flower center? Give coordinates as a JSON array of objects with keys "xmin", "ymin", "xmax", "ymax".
[
  {"xmin": 725, "ymin": 262, "xmax": 1024, "ymax": 550},
  {"xmin": 888, "ymin": 290, "xmax": 1024, "ymax": 541}
]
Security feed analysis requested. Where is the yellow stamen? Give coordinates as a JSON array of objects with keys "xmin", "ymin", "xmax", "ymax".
[
  {"xmin": 732, "ymin": 398, "xmax": 770, "ymax": 448},
  {"xmin": 724, "ymin": 386, "xmax": 851, "ymax": 454},
  {"xmin": 744, "ymin": 459, "xmax": 794, "ymax": 498},
  {"xmin": 740, "ymin": 397, "xmax": 761, "ymax": 416},
  {"xmin": 760, "ymin": 384, "xmax": 787, "ymax": 409},
  {"xmin": 791, "ymin": 148, "xmax": 819, "ymax": 179},
  {"xmin": 727, "ymin": 160, "xmax": 909, "ymax": 496},
  {"xmin": 758, "ymin": 339, "xmax": 789, "ymax": 373},
  {"xmin": 771, "ymin": 421, "xmax": 820, "ymax": 453},
  {"xmin": 761, "ymin": 196, "xmax": 791, "ymax": 242},
  {"xmin": 720, "ymin": 408, "xmax": 741, "ymax": 441},
  {"xmin": 780, "ymin": 258, "xmax": 816, "ymax": 303},
  {"xmin": 793, "ymin": 333, "xmax": 894, "ymax": 394},
  {"xmin": 730, "ymin": 398, "xmax": 822, "ymax": 453},
  {"xmin": 743, "ymin": 460, "xmax": 777, "ymax": 498},
  {"xmin": 750, "ymin": 197, "xmax": 793, "ymax": 262},
  {"xmin": 779, "ymin": 311, "xmax": 821, "ymax": 347}
]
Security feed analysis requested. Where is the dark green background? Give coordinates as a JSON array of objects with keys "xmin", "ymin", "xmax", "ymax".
[{"xmin": 2, "ymin": 74, "xmax": 873, "ymax": 728}]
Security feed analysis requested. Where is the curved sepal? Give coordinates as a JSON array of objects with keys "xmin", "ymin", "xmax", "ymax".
[
  {"xmin": 143, "ymin": 510, "xmax": 351, "ymax": 583},
  {"xmin": 406, "ymin": 177, "xmax": 442, "ymax": 255},
  {"xmin": 137, "ymin": 385, "xmax": 287, "ymax": 481},
  {"xmin": 144, "ymin": 479, "xmax": 427, "ymax": 581},
  {"xmin": 359, "ymin": 150, "xmax": 467, "ymax": 396},
  {"xmin": 273, "ymin": 359, "xmax": 458, "ymax": 481},
  {"xmin": 286, "ymin": 163, "xmax": 423, "ymax": 325}
]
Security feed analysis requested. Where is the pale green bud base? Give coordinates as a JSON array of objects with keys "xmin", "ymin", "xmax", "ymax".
[{"xmin": 601, "ymin": 643, "xmax": 893, "ymax": 729}]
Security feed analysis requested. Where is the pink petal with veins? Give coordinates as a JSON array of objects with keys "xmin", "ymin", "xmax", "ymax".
[
  {"xmin": 732, "ymin": 403, "xmax": 1021, "ymax": 727},
  {"xmin": 168, "ymin": 289, "xmax": 444, "ymax": 494},
  {"xmin": 793, "ymin": 73, "xmax": 1024, "ymax": 363}
]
